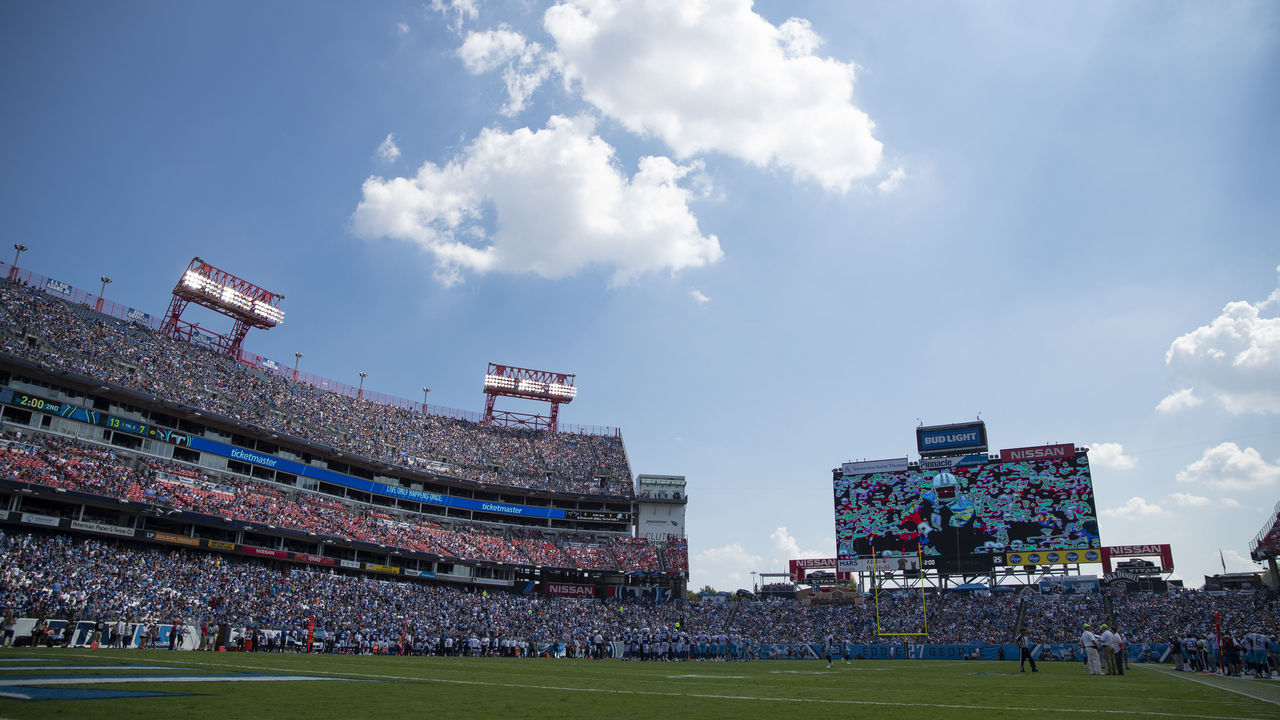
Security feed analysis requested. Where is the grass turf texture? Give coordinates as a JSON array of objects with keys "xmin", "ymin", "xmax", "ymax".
[{"xmin": 2, "ymin": 648, "xmax": 1279, "ymax": 719}]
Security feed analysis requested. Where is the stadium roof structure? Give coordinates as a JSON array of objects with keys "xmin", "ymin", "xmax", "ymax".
[{"xmin": 160, "ymin": 257, "xmax": 284, "ymax": 358}]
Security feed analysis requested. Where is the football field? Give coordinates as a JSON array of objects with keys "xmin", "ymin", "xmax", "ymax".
[{"xmin": 2, "ymin": 648, "xmax": 1279, "ymax": 719}]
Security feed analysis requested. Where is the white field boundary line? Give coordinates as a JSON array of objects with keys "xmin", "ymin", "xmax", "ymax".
[
  {"xmin": 88, "ymin": 653, "xmax": 1276, "ymax": 720},
  {"xmin": 1132, "ymin": 664, "xmax": 1280, "ymax": 708}
]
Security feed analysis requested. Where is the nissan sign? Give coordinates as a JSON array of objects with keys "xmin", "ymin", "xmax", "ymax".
[{"xmin": 1000, "ymin": 443, "xmax": 1075, "ymax": 462}]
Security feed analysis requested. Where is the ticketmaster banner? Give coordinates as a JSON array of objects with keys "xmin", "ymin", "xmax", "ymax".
[{"xmin": 186, "ymin": 435, "xmax": 566, "ymax": 519}]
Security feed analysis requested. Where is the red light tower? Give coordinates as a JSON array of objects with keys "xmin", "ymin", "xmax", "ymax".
[
  {"xmin": 160, "ymin": 257, "xmax": 284, "ymax": 358},
  {"xmin": 481, "ymin": 363, "xmax": 576, "ymax": 432}
]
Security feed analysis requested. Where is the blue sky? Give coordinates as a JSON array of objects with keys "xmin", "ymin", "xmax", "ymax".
[{"xmin": 2, "ymin": 1, "xmax": 1278, "ymax": 591}]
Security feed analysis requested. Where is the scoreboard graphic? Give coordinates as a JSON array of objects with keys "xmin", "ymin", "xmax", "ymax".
[{"xmin": 835, "ymin": 452, "xmax": 1100, "ymax": 563}]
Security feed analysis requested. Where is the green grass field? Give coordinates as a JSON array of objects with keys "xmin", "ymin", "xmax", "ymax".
[{"xmin": 2, "ymin": 648, "xmax": 1279, "ymax": 719}]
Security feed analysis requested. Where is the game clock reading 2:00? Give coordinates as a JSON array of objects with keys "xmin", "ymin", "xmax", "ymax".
[
  {"xmin": 0, "ymin": 386, "xmax": 189, "ymax": 446},
  {"xmin": 834, "ymin": 453, "xmax": 1100, "ymax": 560}
]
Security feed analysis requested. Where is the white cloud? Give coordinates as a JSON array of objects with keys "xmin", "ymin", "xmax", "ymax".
[
  {"xmin": 1169, "ymin": 492, "xmax": 1240, "ymax": 509},
  {"xmin": 459, "ymin": 28, "xmax": 549, "ymax": 116},
  {"xmin": 689, "ymin": 289, "xmax": 710, "ymax": 305},
  {"xmin": 877, "ymin": 167, "xmax": 906, "ymax": 194},
  {"xmin": 1100, "ymin": 496, "xmax": 1170, "ymax": 520},
  {"xmin": 1156, "ymin": 387, "xmax": 1203, "ymax": 413},
  {"xmin": 353, "ymin": 115, "xmax": 722, "ymax": 286},
  {"xmin": 769, "ymin": 526, "xmax": 829, "ymax": 563},
  {"xmin": 459, "ymin": 27, "xmax": 534, "ymax": 73},
  {"xmin": 397, "ymin": 22, "xmax": 410, "ymax": 35},
  {"xmin": 1163, "ymin": 266, "xmax": 1280, "ymax": 414},
  {"xmin": 692, "ymin": 542, "xmax": 760, "ymax": 592},
  {"xmin": 429, "ymin": 0, "xmax": 479, "ymax": 34},
  {"xmin": 542, "ymin": 0, "xmax": 882, "ymax": 192},
  {"xmin": 1176, "ymin": 442, "xmax": 1280, "ymax": 491},
  {"xmin": 376, "ymin": 133, "xmax": 401, "ymax": 163},
  {"xmin": 1087, "ymin": 442, "xmax": 1137, "ymax": 470}
]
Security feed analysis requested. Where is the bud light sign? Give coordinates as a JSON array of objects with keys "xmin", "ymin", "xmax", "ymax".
[{"xmin": 917, "ymin": 421, "xmax": 988, "ymax": 457}]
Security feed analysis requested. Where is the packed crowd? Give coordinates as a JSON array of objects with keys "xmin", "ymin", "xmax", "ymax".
[
  {"xmin": 4, "ymin": 531, "xmax": 1277, "ymax": 655},
  {"xmin": 0, "ymin": 436, "xmax": 684, "ymax": 574},
  {"xmin": 0, "ymin": 279, "xmax": 632, "ymax": 497}
]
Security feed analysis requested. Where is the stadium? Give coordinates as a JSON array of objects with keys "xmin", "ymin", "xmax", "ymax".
[{"xmin": 3, "ymin": 256, "xmax": 1280, "ymax": 718}]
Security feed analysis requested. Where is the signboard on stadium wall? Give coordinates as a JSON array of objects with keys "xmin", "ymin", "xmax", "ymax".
[
  {"xmin": 544, "ymin": 582, "xmax": 594, "ymax": 598},
  {"xmin": 916, "ymin": 421, "xmax": 988, "ymax": 457},
  {"xmin": 841, "ymin": 458, "xmax": 909, "ymax": 475},
  {"xmin": 1006, "ymin": 549, "xmax": 1102, "ymax": 566},
  {"xmin": 918, "ymin": 454, "xmax": 988, "ymax": 470},
  {"xmin": 1101, "ymin": 544, "xmax": 1173, "ymax": 573},
  {"xmin": 999, "ymin": 443, "xmax": 1075, "ymax": 462},
  {"xmin": 837, "ymin": 556, "xmax": 920, "ymax": 573}
]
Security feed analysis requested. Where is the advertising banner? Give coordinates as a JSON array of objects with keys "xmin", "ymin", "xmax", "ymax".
[
  {"xmin": 544, "ymin": 582, "xmax": 595, "ymax": 598},
  {"xmin": 837, "ymin": 556, "xmax": 920, "ymax": 573},
  {"xmin": 339, "ymin": 560, "xmax": 361, "ymax": 569},
  {"xmin": 1000, "ymin": 443, "xmax": 1075, "ymax": 462},
  {"xmin": 841, "ymin": 458, "xmax": 909, "ymax": 475},
  {"xmin": 365, "ymin": 564, "xmax": 401, "ymax": 574},
  {"xmin": 20, "ymin": 512, "xmax": 61, "ymax": 527},
  {"xmin": 69, "ymin": 519, "xmax": 135, "ymax": 537},
  {"xmin": 918, "ymin": 454, "xmax": 989, "ymax": 470},
  {"xmin": 917, "ymin": 421, "xmax": 988, "ymax": 457},
  {"xmin": 1006, "ymin": 549, "xmax": 1102, "ymax": 566},
  {"xmin": 206, "ymin": 540, "xmax": 236, "ymax": 551},
  {"xmin": 44, "ymin": 278, "xmax": 72, "ymax": 297},
  {"xmin": 126, "ymin": 308, "xmax": 153, "ymax": 324},
  {"xmin": 147, "ymin": 531, "xmax": 201, "ymax": 547},
  {"xmin": 242, "ymin": 546, "xmax": 288, "ymax": 559},
  {"xmin": 1101, "ymin": 544, "xmax": 1174, "ymax": 573},
  {"xmin": 186, "ymin": 435, "xmax": 567, "ymax": 519},
  {"xmin": 293, "ymin": 553, "xmax": 334, "ymax": 566}
]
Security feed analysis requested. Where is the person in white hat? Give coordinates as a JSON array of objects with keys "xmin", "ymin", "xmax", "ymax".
[{"xmin": 1081, "ymin": 623, "xmax": 1103, "ymax": 676}]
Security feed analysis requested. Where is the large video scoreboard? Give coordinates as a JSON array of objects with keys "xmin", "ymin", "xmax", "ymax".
[{"xmin": 834, "ymin": 450, "xmax": 1100, "ymax": 572}]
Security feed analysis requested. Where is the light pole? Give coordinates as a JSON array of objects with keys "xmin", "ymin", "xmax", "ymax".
[
  {"xmin": 358, "ymin": 371, "xmax": 367, "ymax": 399},
  {"xmin": 10, "ymin": 243, "xmax": 27, "ymax": 281},
  {"xmin": 97, "ymin": 276, "xmax": 111, "ymax": 312},
  {"xmin": 293, "ymin": 352, "xmax": 303, "ymax": 381},
  {"xmin": 422, "ymin": 386, "xmax": 430, "ymax": 412}
]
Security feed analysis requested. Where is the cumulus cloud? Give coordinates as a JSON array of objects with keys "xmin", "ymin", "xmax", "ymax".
[
  {"xmin": 1156, "ymin": 387, "xmax": 1203, "ymax": 414},
  {"xmin": 1163, "ymin": 266, "xmax": 1280, "ymax": 414},
  {"xmin": 769, "ymin": 526, "xmax": 829, "ymax": 563},
  {"xmin": 542, "ymin": 0, "xmax": 882, "ymax": 192},
  {"xmin": 1087, "ymin": 442, "xmax": 1137, "ymax": 470},
  {"xmin": 458, "ymin": 28, "xmax": 550, "ymax": 116},
  {"xmin": 692, "ymin": 542, "xmax": 760, "ymax": 592},
  {"xmin": 353, "ymin": 115, "xmax": 722, "ymax": 286},
  {"xmin": 1100, "ymin": 496, "xmax": 1171, "ymax": 520},
  {"xmin": 689, "ymin": 289, "xmax": 710, "ymax": 305},
  {"xmin": 1169, "ymin": 492, "xmax": 1240, "ymax": 509},
  {"xmin": 1176, "ymin": 442, "xmax": 1280, "ymax": 491},
  {"xmin": 376, "ymin": 133, "xmax": 401, "ymax": 163},
  {"xmin": 877, "ymin": 167, "xmax": 906, "ymax": 194},
  {"xmin": 429, "ymin": 0, "xmax": 478, "ymax": 34}
]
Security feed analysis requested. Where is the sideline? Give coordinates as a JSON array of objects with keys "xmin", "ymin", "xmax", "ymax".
[
  {"xmin": 92, "ymin": 653, "xmax": 1276, "ymax": 720},
  {"xmin": 1132, "ymin": 664, "xmax": 1280, "ymax": 708}
]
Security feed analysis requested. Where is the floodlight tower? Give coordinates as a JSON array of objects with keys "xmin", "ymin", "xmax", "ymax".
[
  {"xmin": 160, "ymin": 257, "xmax": 285, "ymax": 358},
  {"xmin": 481, "ymin": 362, "xmax": 577, "ymax": 432}
]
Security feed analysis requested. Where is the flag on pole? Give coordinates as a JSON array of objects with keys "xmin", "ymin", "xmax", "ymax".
[{"xmin": 1220, "ymin": 549, "xmax": 1227, "ymax": 573}]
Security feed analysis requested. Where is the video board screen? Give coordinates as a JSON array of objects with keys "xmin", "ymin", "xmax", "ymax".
[{"xmin": 834, "ymin": 454, "xmax": 1099, "ymax": 561}]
